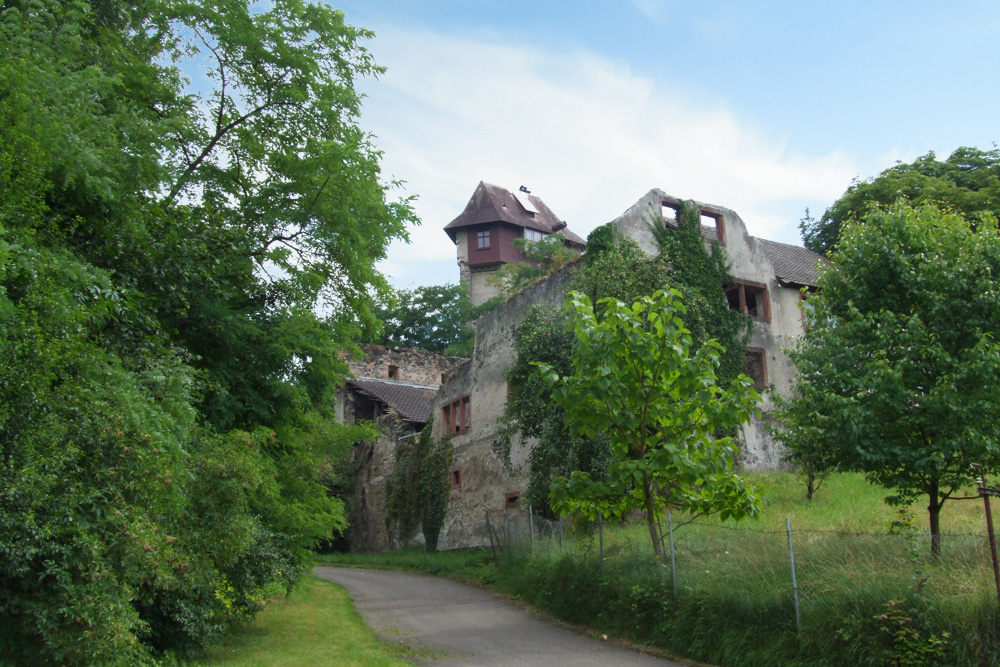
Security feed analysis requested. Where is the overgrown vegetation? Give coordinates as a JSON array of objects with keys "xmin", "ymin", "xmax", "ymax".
[
  {"xmin": 385, "ymin": 419, "xmax": 452, "ymax": 551},
  {"xmin": 326, "ymin": 471, "xmax": 1000, "ymax": 667},
  {"xmin": 0, "ymin": 1, "xmax": 412, "ymax": 662},
  {"xmin": 486, "ymin": 235, "xmax": 579, "ymax": 298},
  {"xmin": 499, "ymin": 203, "xmax": 749, "ymax": 512}
]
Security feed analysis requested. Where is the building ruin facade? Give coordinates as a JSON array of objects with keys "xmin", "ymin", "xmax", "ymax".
[{"xmin": 341, "ymin": 185, "xmax": 824, "ymax": 551}]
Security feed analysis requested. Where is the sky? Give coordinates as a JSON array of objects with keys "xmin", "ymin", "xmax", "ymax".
[{"xmin": 329, "ymin": 0, "xmax": 1000, "ymax": 290}]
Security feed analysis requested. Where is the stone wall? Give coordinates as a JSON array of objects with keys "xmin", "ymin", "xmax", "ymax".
[
  {"xmin": 347, "ymin": 344, "xmax": 465, "ymax": 386},
  {"xmin": 431, "ymin": 263, "xmax": 579, "ymax": 549}
]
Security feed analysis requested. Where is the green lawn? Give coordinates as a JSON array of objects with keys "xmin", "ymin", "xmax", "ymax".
[{"xmin": 188, "ymin": 576, "xmax": 413, "ymax": 667}]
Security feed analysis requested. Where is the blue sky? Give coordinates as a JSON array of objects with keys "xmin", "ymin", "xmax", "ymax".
[{"xmin": 329, "ymin": 1, "xmax": 1000, "ymax": 289}]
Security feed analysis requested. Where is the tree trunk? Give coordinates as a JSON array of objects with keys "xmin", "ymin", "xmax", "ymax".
[
  {"xmin": 643, "ymin": 474, "xmax": 664, "ymax": 563},
  {"xmin": 928, "ymin": 480, "xmax": 942, "ymax": 558}
]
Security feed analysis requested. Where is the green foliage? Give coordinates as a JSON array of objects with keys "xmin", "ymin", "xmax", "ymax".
[
  {"xmin": 500, "ymin": 206, "xmax": 748, "ymax": 515},
  {"xmin": 539, "ymin": 290, "xmax": 761, "ymax": 561},
  {"xmin": 487, "ymin": 235, "xmax": 579, "ymax": 298},
  {"xmin": 653, "ymin": 202, "xmax": 750, "ymax": 389},
  {"xmin": 385, "ymin": 420, "xmax": 452, "ymax": 552},
  {"xmin": 0, "ymin": 0, "xmax": 412, "ymax": 661},
  {"xmin": 801, "ymin": 146, "xmax": 1000, "ymax": 255},
  {"xmin": 837, "ymin": 598, "xmax": 951, "ymax": 667},
  {"xmin": 777, "ymin": 203, "xmax": 1000, "ymax": 556},
  {"xmin": 368, "ymin": 283, "xmax": 496, "ymax": 357}
]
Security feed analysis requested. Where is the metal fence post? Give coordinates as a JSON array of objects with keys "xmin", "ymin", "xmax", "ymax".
[
  {"xmin": 504, "ymin": 508, "xmax": 510, "ymax": 548},
  {"xmin": 786, "ymin": 517, "xmax": 801, "ymax": 633},
  {"xmin": 529, "ymin": 505, "xmax": 535, "ymax": 552},
  {"xmin": 598, "ymin": 510, "xmax": 604, "ymax": 575},
  {"xmin": 485, "ymin": 511, "xmax": 500, "ymax": 567},
  {"xmin": 668, "ymin": 512, "xmax": 677, "ymax": 599}
]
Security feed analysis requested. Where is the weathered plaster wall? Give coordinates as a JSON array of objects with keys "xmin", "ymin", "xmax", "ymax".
[
  {"xmin": 432, "ymin": 264, "xmax": 579, "ymax": 549},
  {"xmin": 468, "ymin": 267, "xmax": 502, "ymax": 306},
  {"xmin": 611, "ymin": 190, "xmax": 802, "ymax": 470}
]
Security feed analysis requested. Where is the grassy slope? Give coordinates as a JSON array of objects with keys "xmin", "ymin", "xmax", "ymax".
[{"xmin": 188, "ymin": 576, "xmax": 413, "ymax": 667}]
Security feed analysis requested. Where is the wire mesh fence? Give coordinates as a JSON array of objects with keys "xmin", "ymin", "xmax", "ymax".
[{"xmin": 486, "ymin": 506, "xmax": 998, "ymax": 634}]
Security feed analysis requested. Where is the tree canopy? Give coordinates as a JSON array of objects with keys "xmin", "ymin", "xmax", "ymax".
[
  {"xmin": 540, "ymin": 291, "xmax": 761, "ymax": 562},
  {"xmin": 778, "ymin": 203, "xmax": 1000, "ymax": 556},
  {"xmin": 0, "ymin": 0, "xmax": 411, "ymax": 662},
  {"xmin": 801, "ymin": 147, "xmax": 1000, "ymax": 255},
  {"xmin": 368, "ymin": 283, "xmax": 496, "ymax": 357}
]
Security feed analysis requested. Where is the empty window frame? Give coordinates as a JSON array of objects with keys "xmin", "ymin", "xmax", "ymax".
[
  {"xmin": 744, "ymin": 347, "xmax": 768, "ymax": 391},
  {"xmin": 387, "ymin": 364, "xmax": 400, "ymax": 380},
  {"xmin": 476, "ymin": 229, "xmax": 491, "ymax": 249},
  {"xmin": 505, "ymin": 491, "xmax": 520, "ymax": 508},
  {"xmin": 524, "ymin": 228, "xmax": 544, "ymax": 242},
  {"xmin": 724, "ymin": 280, "xmax": 771, "ymax": 323},
  {"xmin": 443, "ymin": 396, "xmax": 471, "ymax": 435},
  {"xmin": 451, "ymin": 467, "xmax": 463, "ymax": 491}
]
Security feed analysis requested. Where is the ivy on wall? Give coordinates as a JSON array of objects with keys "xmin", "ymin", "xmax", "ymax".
[
  {"xmin": 385, "ymin": 418, "xmax": 452, "ymax": 552},
  {"xmin": 499, "ymin": 201, "xmax": 750, "ymax": 514}
]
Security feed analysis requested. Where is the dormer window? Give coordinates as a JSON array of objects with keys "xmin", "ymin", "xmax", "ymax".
[
  {"xmin": 476, "ymin": 230, "xmax": 491, "ymax": 249},
  {"xmin": 524, "ymin": 229, "xmax": 543, "ymax": 242}
]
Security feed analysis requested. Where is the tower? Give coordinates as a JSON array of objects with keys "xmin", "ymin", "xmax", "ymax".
[{"xmin": 443, "ymin": 182, "xmax": 586, "ymax": 306}]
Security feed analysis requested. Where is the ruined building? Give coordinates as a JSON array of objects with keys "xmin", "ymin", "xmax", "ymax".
[{"xmin": 343, "ymin": 185, "xmax": 824, "ymax": 551}]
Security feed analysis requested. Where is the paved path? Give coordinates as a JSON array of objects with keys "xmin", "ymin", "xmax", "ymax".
[{"xmin": 315, "ymin": 566, "xmax": 685, "ymax": 667}]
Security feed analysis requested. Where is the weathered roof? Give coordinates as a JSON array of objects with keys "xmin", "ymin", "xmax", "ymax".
[
  {"xmin": 756, "ymin": 239, "xmax": 826, "ymax": 287},
  {"xmin": 347, "ymin": 378, "xmax": 438, "ymax": 423},
  {"xmin": 693, "ymin": 224, "xmax": 824, "ymax": 287},
  {"xmin": 444, "ymin": 181, "xmax": 587, "ymax": 247}
]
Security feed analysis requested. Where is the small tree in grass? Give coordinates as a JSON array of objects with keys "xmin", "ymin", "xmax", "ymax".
[
  {"xmin": 778, "ymin": 203, "xmax": 1000, "ymax": 557},
  {"xmin": 538, "ymin": 290, "xmax": 762, "ymax": 563}
]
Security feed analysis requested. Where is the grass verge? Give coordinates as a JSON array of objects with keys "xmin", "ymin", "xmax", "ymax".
[{"xmin": 186, "ymin": 576, "xmax": 413, "ymax": 667}]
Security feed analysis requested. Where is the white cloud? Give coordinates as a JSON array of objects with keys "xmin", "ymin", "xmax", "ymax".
[{"xmin": 360, "ymin": 27, "xmax": 859, "ymax": 288}]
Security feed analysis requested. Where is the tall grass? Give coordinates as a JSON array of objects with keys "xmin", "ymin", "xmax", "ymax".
[{"xmin": 326, "ymin": 472, "xmax": 1000, "ymax": 666}]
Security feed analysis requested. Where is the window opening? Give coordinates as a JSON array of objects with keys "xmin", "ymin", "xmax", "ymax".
[
  {"xmin": 387, "ymin": 364, "xmax": 400, "ymax": 380},
  {"xmin": 524, "ymin": 229, "xmax": 543, "ymax": 242},
  {"xmin": 476, "ymin": 230, "xmax": 491, "ymax": 249},
  {"xmin": 443, "ymin": 396, "xmax": 471, "ymax": 435},
  {"xmin": 724, "ymin": 280, "xmax": 771, "ymax": 323},
  {"xmin": 451, "ymin": 468, "xmax": 462, "ymax": 491},
  {"xmin": 505, "ymin": 491, "xmax": 520, "ymax": 508}
]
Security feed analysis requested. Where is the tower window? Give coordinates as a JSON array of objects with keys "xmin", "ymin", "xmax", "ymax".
[{"xmin": 476, "ymin": 230, "xmax": 491, "ymax": 249}]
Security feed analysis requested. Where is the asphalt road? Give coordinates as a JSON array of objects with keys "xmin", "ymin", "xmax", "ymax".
[{"xmin": 315, "ymin": 566, "xmax": 685, "ymax": 667}]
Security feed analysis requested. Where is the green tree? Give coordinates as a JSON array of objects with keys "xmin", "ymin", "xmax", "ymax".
[
  {"xmin": 500, "ymin": 210, "xmax": 749, "ymax": 511},
  {"xmin": 539, "ymin": 290, "xmax": 761, "ymax": 562},
  {"xmin": 777, "ymin": 203, "xmax": 1000, "ymax": 556},
  {"xmin": 369, "ymin": 283, "xmax": 497, "ymax": 356},
  {"xmin": 0, "ymin": 0, "xmax": 413, "ymax": 661},
  {"xmin": 801, "ymin": 147, "xmax": 1000, "ymax": 255}
]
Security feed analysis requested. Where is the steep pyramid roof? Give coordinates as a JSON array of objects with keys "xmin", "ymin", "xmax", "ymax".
[{"xmin": 444, "ymin": 181, "xmax": 586, "ymax": 247}]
